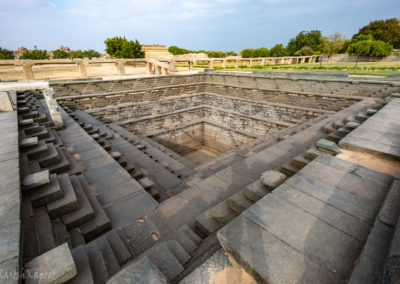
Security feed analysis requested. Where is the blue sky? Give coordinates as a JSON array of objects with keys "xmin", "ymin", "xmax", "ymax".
[{"xmin": 0, "ymin": 0, "xmax": 399, "ymax": 53}]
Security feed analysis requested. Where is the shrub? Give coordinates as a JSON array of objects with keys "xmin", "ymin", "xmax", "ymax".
[
  {"xmin": 52, "ymin": 49, "xmax": 69, "ymax": 59},
  {"xmin": 0, "ymin": 47, "xmax": 14, "ymax": 59},
  {"xmin": 20, "ymin": 46, "xmax": 49, "ymax": 60}
]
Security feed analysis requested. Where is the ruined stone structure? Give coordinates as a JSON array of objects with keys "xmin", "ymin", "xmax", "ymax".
[{"xmin": 1, "ymin": 70, "xmax": 400, "ymax": 283}]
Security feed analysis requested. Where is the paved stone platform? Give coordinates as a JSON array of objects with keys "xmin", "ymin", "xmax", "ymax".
[
  {"xmin": 218, "ymin": 155, "xmax": 396, "ymax": 283},
  {"xmin": 340, "ymin": 98, "xmax": 400, "ymax": 159},
  {"xmin": 0, "ymin": 110, "xmax": 20, "ymax": 280}
]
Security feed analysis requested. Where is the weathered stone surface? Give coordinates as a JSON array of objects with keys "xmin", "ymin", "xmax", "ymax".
[
  {"xmin": 22, "ymin": 170, "xmax": 50, "ymax": 190},
  {"xmin": 261, "ymin": 170, "xmax": 286, "ymax": 189},
  {"xmin": 243, "ymin": 179, "xmax": 269, "ymax": 202},
  {"xmin": 24, "ymin": 243, "xmax": 77, "ymax": 284},
  {"xmin": 218, "ymin": 215, "xmax": 340, "ymax": 284},
  {"xmin": 107, "ymin": 256, "xmax": 167, "ymax": 284},
  {"xmin": 345, "ymin": 121, "xmax": 360, "ymax": 129}
]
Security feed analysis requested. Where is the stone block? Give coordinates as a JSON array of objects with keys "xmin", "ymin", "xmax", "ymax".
[
  {"xmin": 345, "ymin": 121, "xmax": 360, "ymax": 129},
  {"xmin": 19, "ymin": 118, "xmax": 34, "ymax": 126},
  {"xmin": 24, "ymin": 243, "xmax": 77, "ymax": 284},
  {"xmin": 261, "ymin": 170, "xmax": 286, "ymax": 189},
  {"xmin": 20, "ymin": 137, "xmax": 39, "ymax": 148},
  {"xmin": 22, "ymin": 170, "xmax": 50, "ymax": 190},
  {"xmin": 316, "ymin": 139, "xmax": 341, "ymax": 154}
]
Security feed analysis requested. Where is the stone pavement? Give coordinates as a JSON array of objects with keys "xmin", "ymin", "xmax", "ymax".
[
  {"xmin": 218, "ymin": 155, "xmax": 398, "ymax": 283},
  {"xmin": 0, "ymin": 110, "xmax": 20, "ymax": 281},
  {"xmin": 340, "ymin": 98, "xmax": 400, "ymax": 159}
]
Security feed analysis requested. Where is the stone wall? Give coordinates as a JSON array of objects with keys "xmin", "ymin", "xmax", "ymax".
[
  {"xmin": 86, "ymin": 93, "xmax": 325, "ymax": 125},
  {"xmin": 151, "ymin": 122, "xmax": 253, "ymax": 154},
  {"xmin": 122, "ymin": 106, "xmax": 290, "ymax": 137}
]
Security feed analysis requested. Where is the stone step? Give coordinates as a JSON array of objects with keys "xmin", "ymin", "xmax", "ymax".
[
  {"xmin": 26, "ymin": 141, "xmax": 49, "ymax": 159},
  {"xmin": 21, "ymin": 110, "xmax": 39, "ymax": 119},
  {"xmin": 210, "ymin": 199, "xmax": 237, "ymax": 226},
  {"xmin": 70, "ymin": 245, "xmax": 94, "ymax": 284},
  {"xmin": 165, "ymin": 240, "xmax": 190, "ymax": 265},
  {"xmin": 32, "ymin": 113, "xmax": 48, "ymax": 123},
  {"xmin": 104, "ymin": 229, "xmax": 132, "ymax": 266},
  {"xmin": 19, "ymin": 118, "xmax": 34, "ymax": 126},
  {"xmin": 280, "ymin": 162, "xmax": 298, "ymax": 177},
  {"xmin": 345, "ymin": 121, "xmax": 361, "ymax": 129},
  {"xmin": 42, "ymin": 129, "xmax": 57, "ymax": 144},
  {"xmin": 138, "ymin": 177, "xmax": 154, "ymax": 191},
  {"xmin": 177, "ymin": 225, "xmax": 202, "ymax": 245},
  {"xmin": 95, "ymin": 236, "xmax": 121, "ymax": 277},
  {"xmin": 54, "ymin": 220, "xmax": 71, "ymax": 248},
  {"xmin": 48, "ymin": 146, "xmax": 72, "ymax": 174},
  {"xmin": 146, "ymin": 242, "xmax": 184, "ymax": 280},
  {"xmin": 70, "ymin": 228, "xmax": 86, "ymax": 249},
  {"xmin": 118, "ymin": 157, "xmax": 127, "ymax": 167},
  {"xmin": 37, "ymin": 143, "xmax": 61, "ymax": 167},
  {"xmin": 348, "ymin": 176, "xmax": 400, "ymax": 283},
  {"xmin": 333, "ymin": 120, "xmax": 345, "ymax": 129},
  {"xmin": 305, "ymin": 147, "xmax": 321, "ymax": 161},
  {"xmin": 344, "ymin": 115, "xmax": 356, "ymax": 123},
  {"xmin": 61, "ymin": 148, "xmax": 82, "ymax": 175},
  {"xmin": 326, "ymin": 132, "xmax": 342, "ymax": 144},
  {"xmin": 195, "ymin": 209, "xmax": 222, "ymax": 237},
  {"xmin": 336, "ymin": 127, "xmax": 351, "ymax": 137},
  {"xmin": 62, "ymin": 175, "xmax": 95, "ymax": 231},
  {"xmin": 31, "ymin": 173, "xmax": 64, "ymax": 207},
  {"xmin": 78, "ymin": 176, "xmax": 112, "ymax": 242},
  {"xmin": 174, "ymin": 227, "xmax": 198, "ymax": 254},
  {"xmin": 33, "ymin": 207, "xmax": 56, "ymax": 255},
  {"xmin": 22, "ymin": 169, "xmax": 50, "ymax": 190},
  {"xmin": 47, "ymin": 173, "xmax": 79, "ymax": 219},
  {"xmin": 356, "ymin": 112, "xmax": 369, "ymax": 122},
  {"xmin": 291, "ymin": 154, "xmax": 310, "ymax": 170},
  {"xmin": 228, "ymin": 190, "xmax": 253, "ymax": 214},
  {"xmin": 20, "ymin": 137, "xmax": 39, "ymax": 149},
  {"xmin": 106, "ymin": 256, "xmax": 167, "ymax": 283},
  {"xmin": 321, "ymin": 123, "xmax": 334, "ymax": 134},
  {"xmin": 24, "ymin": 123, "xmax": 41, "ymax": 134},
  {"xmin": 148, "ymin": 187, "xmax": 160, "ymax": 200},
  {"xmin": 243, "ymin": 179, "xmax": 270, "ymax": 202},
  {"xmin": 85, "ymin": 241, "xmax": 109, "ymax": 284},
  {"xmin": 30, "ymin": 125, "xmax": 49, "ymax": 139}
]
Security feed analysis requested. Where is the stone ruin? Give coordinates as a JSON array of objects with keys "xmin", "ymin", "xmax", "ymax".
[{"xmin": 1, "ymin": 69, "xmax": 400, "ymax": 283}]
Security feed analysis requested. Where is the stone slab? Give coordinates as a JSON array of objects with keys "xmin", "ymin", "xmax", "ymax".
[
  {"xmin": 22, "ymin": 170, "xmax": 50, "ymax": 190},
  {"xmin": 218, "ymin": 215, "xmax": 340, "ymax": 284},
  {"xmin": 24, "ymin": 243, "xmax": 77, "ymax": 284}
]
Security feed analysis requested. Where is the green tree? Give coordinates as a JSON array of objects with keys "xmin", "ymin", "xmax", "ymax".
[
  {"xmin": 104, "ymin": 37, "xmax": 145, "ymax": 58},
  {"xmin": 0, "ymin": 47, "xmax": 14, "ymax": 59},
  {"xmin": 322, "ymin": 32, "xmax": 346, "ymax": 56},
  {"xmin": 270, "ymin": 44, "xmax": 287, "ymax": 57},
  {"xmin": 240, "ymin": 48, "xmax": 255, "ymax": 58},
  {"xmin": 286, "ymin": 30, "xmax": 323, "ymax": 55},
  {"xmin": 298, "ymin": 46, "xmax": 314, "ymax": 56},
  {"xmin": 347, "ymin": 34, "xmax": 393, "ymax": 57},
  {"xmin": 20, "ymin": 46, "xmax": 49, "ymax": 59},
  {"xmin": 52, "ymin": 49, "xmax": 69, "ymax": 59},
  {"xmin": 353, "ymin": 18, "xmax": 400, "ymax": 48}
]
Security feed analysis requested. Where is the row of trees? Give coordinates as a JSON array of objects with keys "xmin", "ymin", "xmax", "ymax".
[
  {"xmin": 168, "ymin": 46, "xmax": 237, "ymax": 58},
  {"xmin": 239, "ymin": 18, "xmax": 398, "ymax": 58},
  {"xmin": 0, "ymin": 46, "xmax": 102, "ymax": 60}
]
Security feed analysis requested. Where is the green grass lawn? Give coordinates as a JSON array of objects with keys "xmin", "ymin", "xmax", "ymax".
[{"xmin": 181, "ymin": 61, "xmax": 400, "ymax": 76}]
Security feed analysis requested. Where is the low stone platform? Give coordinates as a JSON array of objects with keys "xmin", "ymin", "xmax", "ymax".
[
  {"xmin": 218, "ymin": 155, "xmax": 397, "ymax": 283},
  {"xmin": 340, "ymin": 98, "xmax": 400, "ymax": 159}
]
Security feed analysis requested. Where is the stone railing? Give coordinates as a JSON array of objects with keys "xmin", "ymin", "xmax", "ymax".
[{"xmin": 0, "ymin": 55, "xmax": 322, "ymax": 81}]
